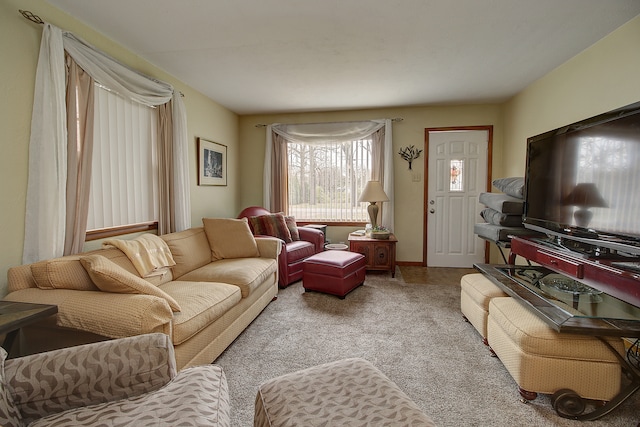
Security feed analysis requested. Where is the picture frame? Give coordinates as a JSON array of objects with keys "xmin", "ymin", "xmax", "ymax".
[{"xmin": 198, "ymin": 138, "xmax": 227, "ymax": 186}]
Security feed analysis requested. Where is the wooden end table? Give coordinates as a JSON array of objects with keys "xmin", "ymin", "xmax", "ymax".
[
  {"xmin": 348, "ymin": 233, "xmax": 397, "ymax": 277},
  {"xmin": 0, "ymin": 301, "xmax": 58, "ymax": 357}
]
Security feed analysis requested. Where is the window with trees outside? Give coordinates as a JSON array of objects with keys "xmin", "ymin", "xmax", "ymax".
[{"xmin": 287, "ymin": 138, "xmax": 372, "ymax": 223}]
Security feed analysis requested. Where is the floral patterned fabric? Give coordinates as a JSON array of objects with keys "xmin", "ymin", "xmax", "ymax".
[{"xmin": 3, "ymin": 334, "xmax": 230, "ymax": 427}]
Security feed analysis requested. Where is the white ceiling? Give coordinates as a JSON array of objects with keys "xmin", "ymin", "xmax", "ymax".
[{"xmin": 45, "ymin": 0, "xmax": 640, "ymax": 115}]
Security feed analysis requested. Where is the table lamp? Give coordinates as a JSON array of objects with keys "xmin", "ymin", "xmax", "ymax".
[
  {"xmin": 358, "ymin": 180, "xmax": 389, "ymax": 230},
  {"xmin": 562, "ymin": 183, "xmax": 607, "ymax": 228}
]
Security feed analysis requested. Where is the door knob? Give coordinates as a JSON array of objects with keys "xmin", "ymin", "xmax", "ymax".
[{"xmin": 429, "ymin": 208, "xmax": 435, "ymax": 214}]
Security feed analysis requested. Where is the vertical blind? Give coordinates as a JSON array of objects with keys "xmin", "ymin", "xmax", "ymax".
[
  {"xmin": 287, "ymin": 139, "xmax": 371, "ymax": 222},
  {"xmin": 576, "ymin": 136, "xmax": 640, "ymax": 234},
  {"xmin": 86, "ymin": 85, "xmax": 158, "ymax": 230}
]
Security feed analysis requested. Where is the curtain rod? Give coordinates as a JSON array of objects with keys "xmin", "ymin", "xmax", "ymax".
[
  {"xmin": 20, "ymin": 10, "xmax": 44, "ymax": 25},
  {"xmin": 19, "ymin": 9, "xmax": 185, "ymax": 98},
  {"xmin": 254, "ymin": 117, "xmax": 403, "ymax": 128}
]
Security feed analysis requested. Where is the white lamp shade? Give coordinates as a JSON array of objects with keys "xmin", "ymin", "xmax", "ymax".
[{"xmin": 358, "ymin": 181, "xmax": 389, "ymax": 203}]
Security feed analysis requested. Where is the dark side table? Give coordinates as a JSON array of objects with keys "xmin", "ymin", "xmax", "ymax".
[
  {"xmin": 0, "ymin": 301, "xmax": 58, "ymax": 357},
  {"xmin": 348, "ymin": 234, "xmax": 397, "ymax": 277}
]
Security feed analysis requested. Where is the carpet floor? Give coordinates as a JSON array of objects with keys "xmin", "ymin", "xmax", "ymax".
[{"xmin": 214, "ymin": 267, "xmax": 640, "ymax": 426}]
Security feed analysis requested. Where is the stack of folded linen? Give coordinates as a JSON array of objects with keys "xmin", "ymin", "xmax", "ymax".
[{"xmin": 474, "ymin": 177, "xmax": 534, "ymax": 243}]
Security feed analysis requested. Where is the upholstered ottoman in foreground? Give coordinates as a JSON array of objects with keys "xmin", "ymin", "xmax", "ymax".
[
  {"xmin": 254, "ymin": 358, "xmax": 435, "ymax": 427},
  {"xmin": 460, "ymin": 273, "xmax": 508, "ymax": 344},
  {"xmin": 487, "ymin": 296, "xmax": 624, "ymax": 403},
  {"xmin": 302, "ymin": 250, "xmax": 366, "ymax": 298}
]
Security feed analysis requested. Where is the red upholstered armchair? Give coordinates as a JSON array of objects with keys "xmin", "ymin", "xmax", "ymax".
[{"xmin": 238, "ymin": 207, "xmax": 325, "ymax": 287}]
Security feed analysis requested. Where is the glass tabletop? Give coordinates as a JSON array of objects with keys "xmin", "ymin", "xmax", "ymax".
[
  {"xmin": 498, "ymin": 266, "xmax": 640, "ymax": 321},
  {"xmin": 475, "ymin": 264, "xmax": 640, "ymax": 337}
]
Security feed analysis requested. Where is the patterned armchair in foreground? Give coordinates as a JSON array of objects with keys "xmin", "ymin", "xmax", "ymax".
[
  {"xmin": 0, "ymin": 334, "xmax": 230, "ymax": 427},
  {"xmin": 238, "ymin": 207, "xmax": 325, "ymax": 287}
]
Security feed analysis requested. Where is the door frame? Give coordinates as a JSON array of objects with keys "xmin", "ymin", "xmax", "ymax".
[{"xmin": 423, "ymin": 126, "xmax": 493, "ymax": 266}]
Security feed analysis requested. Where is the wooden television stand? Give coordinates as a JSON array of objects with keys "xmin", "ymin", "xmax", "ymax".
[{"xmin": 509, "ymin": 235, "xmax": 640, "ymax": 308}]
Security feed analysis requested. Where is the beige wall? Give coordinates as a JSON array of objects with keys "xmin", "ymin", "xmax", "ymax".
[
  {"xmin": 239, "ymin": 105, "xmax": 504, "ymax": 264},
  {"xmin": 502, "ymin": 15, "xmax": 640, "ymax": 177},
  {"xmin": 238, "ymin": 16, "xmax": 640, "ymax": 266},
  {"xmin": 497, "ymin": 16, "xmax": 640, "ymax": 264},
  {"xmin": 0, "ymin": 0, "xmax": 239, "ymax": 296}
]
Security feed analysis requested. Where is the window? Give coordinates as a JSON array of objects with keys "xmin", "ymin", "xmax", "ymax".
[
  {"xmin": 287, "ymin": 138, "xmax": 371, "ymax": 222},
  {"xmin": 450, "ymin": 160, "xmax": 464, "ymax": 191},
  {"xmin": 86, "ymin": 85, "xmax": 159, "ymax": 231}
]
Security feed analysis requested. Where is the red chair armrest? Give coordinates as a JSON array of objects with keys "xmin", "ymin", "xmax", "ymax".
[{"xmin": 298, "ymin": 227, "xmax": 325, "ymax": 253}]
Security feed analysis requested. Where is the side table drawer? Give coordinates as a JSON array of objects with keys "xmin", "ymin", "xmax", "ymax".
[
  {"xmin": 538, "ymin": 250, "xmax": 584, "ymax": 279},
  {"xmin": 350, "ymin": 242, "xmax": 371, "ymax": 263},
  {"xmin": 372, "ymin": 244, "xmax": 391, "ymax": 268},
  {"xmin": 348, "ymin": 233, "xmax": 397, "ymax": 278}
]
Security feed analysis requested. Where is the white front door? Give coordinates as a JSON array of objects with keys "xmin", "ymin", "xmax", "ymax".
[{"xmin": 426, "ymin": 128, "xmax": 490, "ymax": 267}]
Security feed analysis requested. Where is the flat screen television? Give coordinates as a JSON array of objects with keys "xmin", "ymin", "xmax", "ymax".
[{"xmin": 523, "ymin": 101, "xmax": 640, "ymax": 258}]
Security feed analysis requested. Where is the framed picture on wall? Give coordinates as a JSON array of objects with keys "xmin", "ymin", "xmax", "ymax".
[{"xmin": 198, "ymin": 138, "xmax": 227, "ymax": 186}]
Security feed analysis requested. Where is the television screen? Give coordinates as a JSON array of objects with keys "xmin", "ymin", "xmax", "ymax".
[{"xmin": 523, "ymin": 101, "xmax": 640, "ymax": 255}]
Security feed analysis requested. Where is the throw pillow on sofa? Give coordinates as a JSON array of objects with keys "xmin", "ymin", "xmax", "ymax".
[
  {"xmin": 30, "ymin": 257, "xmax": 98, "ymax": 291},
  {"xmin": 79, "ymin": 255, "xmax": 182, "ymax": 312},
  {"xmin": 285, "ymin": 215, "xmax": 300, "ymax": 241},
  {"xmin": 248, "ymin": 213, "xmax": 293, "ymax": 243},
  {"xmin": 161, "ymin": 228, "xmax": 213, "ymax": 279},
  {"xmin": 202, "ymin": 217, "xmax": 260, "ymax": 261}
]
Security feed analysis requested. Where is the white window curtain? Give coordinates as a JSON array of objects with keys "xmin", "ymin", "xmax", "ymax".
[
  {"xmin": 264, "ymin": 119, "xmax": 394, "ymax": 230},
  {"xmin": 23, "ymin": 23, "xmax": 190, "ymax": 263},
  {"xmin": 87, "ymin": 86, "xmax": 159, "ymax": 230}
]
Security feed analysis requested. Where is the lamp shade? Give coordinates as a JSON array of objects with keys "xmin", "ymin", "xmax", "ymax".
[
  {"xmin": 358, "ymin": 181, "xmax": 389, "ymax": 203},
  {"xmin": 563, "ymin": 183, "xmax": 607, "ymax": 208}
]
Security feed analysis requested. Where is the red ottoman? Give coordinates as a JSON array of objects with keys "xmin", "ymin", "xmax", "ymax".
[{"xmin": 303, "ymin": 250, "xmax": 366, "ymax": 298}]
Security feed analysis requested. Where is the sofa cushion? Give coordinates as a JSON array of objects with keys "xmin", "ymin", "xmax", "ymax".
[
  {"xmin": 478, "ymin": 192, "xmax": 524, "ymax": 214},
  {"xmin": 80, "ymin": 255, "xmax": 181, "ymax": 312},
  {"xmin": 4, "ymin": 288, "xmax": 173, "ymax": 339},
  {"xmin": 492, "ymin": 177, "xmax": 524, "ymax": 199},
  {"xmin": 284, "ymin": 216, "xmax": 300, "ymax": 241},
  {"xmin": 161, "ymin": 228, "xmax": 212, "ymax": 279},
  {"xmin": 178, "ymin": 258, "xmax": 277, "ymax": 298},
  {"xmin": 249, "ymin": 213, "xmax": 293, "ymax": 243},
  {"xmin": 480, "ymin": 208, "xmax": 523, "ymax": 227},
  {"xmin": 30, "ymin": 257, "xmax": 98, "ymax": 291},
  {"xmin": 473, "ymin": 223, "xmax": 532, "ymax": 242},
  {"xmin": 159, "ymin": 281, "xmax": 242, "ymax": 345},
  {"xmin": 203, "ymin": 218, "xmax": 260, "ymax": 261},
  {"xmin": 0, "ymin": 348, "xmax": 22, "ymax": 427}
]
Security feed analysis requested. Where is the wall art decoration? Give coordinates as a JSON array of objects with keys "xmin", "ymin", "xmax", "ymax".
[{"xmin": 198, "ymin": 138, "xmax": 227, "ymax": 186}]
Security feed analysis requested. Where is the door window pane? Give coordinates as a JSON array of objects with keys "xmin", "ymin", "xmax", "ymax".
[{"xmin": 450, "ymin": 160, "xmax": 463, "ymax": 191}]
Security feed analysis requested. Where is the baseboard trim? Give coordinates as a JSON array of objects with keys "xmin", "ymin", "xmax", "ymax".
[{"xmin": 396, "ymin": 261, "xmax": 424, "ymax": 267}]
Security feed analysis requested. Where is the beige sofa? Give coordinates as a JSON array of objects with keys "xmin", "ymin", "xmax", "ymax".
[{"xmin": 3, "ymin": 219, "xmax": 280, "ymax": 370}]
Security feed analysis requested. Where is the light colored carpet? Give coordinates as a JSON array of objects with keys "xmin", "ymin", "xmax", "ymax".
[{"xmin": 214, "ymin": 267, "xmax": 640, "ymax": 426}]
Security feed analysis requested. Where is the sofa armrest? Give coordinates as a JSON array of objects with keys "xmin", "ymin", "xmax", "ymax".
[
  {"xmin": 255, "ymin": 236, "xmax": 282, "ymax": 259},
  {"xmin": 298, "ymin": 227, "xmax": 325, "ymax": 253},
  {"xmin": 4, "ymin": 288, "xmax": 173, "ymax": 339},
  {"xmin": 5, "ymin": 333, "xmax": 176, "ymax": 423}
]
